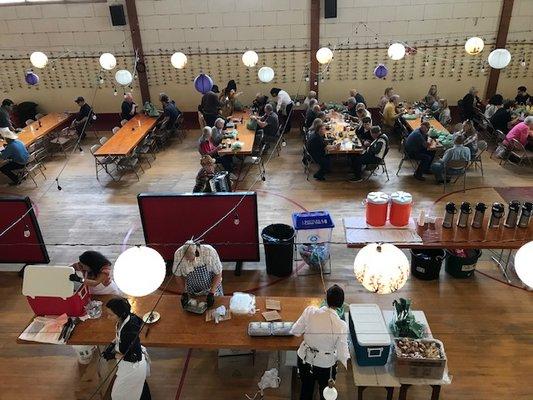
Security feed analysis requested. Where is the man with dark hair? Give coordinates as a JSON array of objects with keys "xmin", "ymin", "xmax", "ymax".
[
  {"xmin": 199, "ymin": 89, "xmax": 221, "ymax": 127},
  {"xmin": 515, "ymin": 86, "xmax": 530, "ymax": 105},
  {"xmin": 405, "ymin": 121, "xmax": 434, "ymax": 181},
  {"xmin": 70, "ymin": 96, "xmax": 93, "ymax": 139},
  {"xmin": 251, "ymin": 104, "xmax": 279, "ymax": 139},
  {"xmin": 350, "ymin": 126, "xmax": 389, "ymax": 182},
  {"xmin": 0, "ymin": 99, "xmax": 15, "ymax": 130},
  {"xmin": 490, "ymin": 100, "xmax": 519, "ymax": 133},
  {"xmin": 159, "ymin": 93, "xmax": 181, "ymax": 131},
  {"xmin": 290, "ymin": 284, "xmax": 349, "ymax": 400},
  {"xmin": 270, "ymin": 87, "xmax": 293, "ymax": 133},
  {"xmin": 356, "ymin": 117, "xmax": 372, "ymax": 142}
]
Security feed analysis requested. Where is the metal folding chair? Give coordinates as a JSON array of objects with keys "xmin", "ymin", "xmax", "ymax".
[
  {"xmin": 396, "ymin": 139, "xmax": 418, "ymax": 175},
  {"xmin": 469, "ymin": 140, "xmax": 487, "ymax": 176},
  {"xmin": 90, "ymin": 144, "xmax": 118, "ymax": 181},
  {"xmin": 443, "ymin": 159, "xmax": 469, "ymax": 192},
  {"xmin": 503, "ymin": 139, "xmax": 532, "ymax": 167}
]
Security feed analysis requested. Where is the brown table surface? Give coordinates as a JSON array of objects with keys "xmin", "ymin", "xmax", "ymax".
[
  {"xmin": 94, "ymin": 114, "xmax": 158, "ymax": 157},
  {"xmin": 218, "ymin": 111, "xmax": 256, "ymax": 156},
  {"xmin": 404, "ymin": 115, "xmax": 449, "ymax": 134},
  {"xmin": 325, "ymin": 111, "xmax": 364, "ymax": 155},
  {"xmin": 2, "ymin": 113, "xmax": 72, "ymax": 148},
  {"xmin": 19, "ymin": 295, "xmax": 320, "ymax": 350},
  {"xmin": 345, "ymin": 216, "xmax": 533, "ymax": 249}
]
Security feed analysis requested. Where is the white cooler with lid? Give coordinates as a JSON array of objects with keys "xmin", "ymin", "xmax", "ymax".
[{"xmin": 349, "ymin": 304, "xmax": 391, "ymax": 366}]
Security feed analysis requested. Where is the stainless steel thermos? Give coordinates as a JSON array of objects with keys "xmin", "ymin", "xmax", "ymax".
[
  {"xmin": 457, "ymin": 202, "xmax": 472, "ymax": 228},
  {"xmin": 518, "ymin": 202, "xmax": 532, "ymax": 228},
  {"xmin": 471, "ymin": 202, "xmax": 486, "ymax": 229},
  {"xmin": 488, "ymin": 203, "xmax": 504, "ymax": 228},
  {"xmin": 504, "ymin": 200, "xmax": 521, "ymax": 228},
  {"xmin": 442, "ymin": 202, "xmax": 456, "ymax": 229}
]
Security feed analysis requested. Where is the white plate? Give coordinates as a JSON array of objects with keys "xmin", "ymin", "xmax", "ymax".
[{"xmin": 142, "ymin": 311, "xmax": 160, "ymax": 324}]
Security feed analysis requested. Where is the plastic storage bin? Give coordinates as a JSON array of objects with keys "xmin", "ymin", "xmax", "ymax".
[
  {"xmin": 445, "ymin": 249, "xmax": 482, "ymax": 278},
  {"xmin": 349, "ymin": 304, "xmax": 391, "ymax": 366},
  {"xmin": 292, "ymin": 211, "xmax": 334, "ymax": 270},
  {"xmin": 410, "ymin": 249, "xmax": 446, "ymax": 280}
]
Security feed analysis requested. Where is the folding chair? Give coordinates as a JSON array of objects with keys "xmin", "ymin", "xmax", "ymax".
[
  {"xmin": 90, "ymin": 144, "xmax": 117, "ymax": 181},
  {"xmin": 302, "ymin": 144, "xmax": 316, "ymax": 180},
  {"xmin": 120, "ymin": 119, "xmax": 128, "ymax": 126},
  {"xmin": 246, "ymin": 132, "xmax": 267, "ymax": 181},
  {"xmin": 175, "ymin": 114, "xmax": 186, "ymax": 143},
  {"xmin": 117, "ymin": 146, "xmax": 144, "ymax": 180},
  {"xmin": 49, "ymin": 128, "xmax": 76, "ymax": 156},
  {"xmin": 443, "ymin": 159, "xmax": 469, "ymax": 193},
  {"xmin": 490, "ymin": 129, "xmax": 508, "ymax": 160},
  {"xmin": 34, "ymin": 113, "xmax": 44, "ymax": 120},
  {"xmin": 112, "ymin": 127, "xmax": 120, "ymax": 135},
  {"xmin": 364, "ymin": 152, "xmax": 390, "ymax": 182},
  {"xmin": 18, "ymin": 153, "xmax": 46, "ymax": 187},
  {"xmin": 469, "ymin": 140, "xmax": 487, "ymax": 176},
  {"xmin": 396, "ymin": 139, "xmax": 418, "ymax": 175},
  {"xmin": 503, "ymin": 139, "xmax": 532, "ymax": 167}
]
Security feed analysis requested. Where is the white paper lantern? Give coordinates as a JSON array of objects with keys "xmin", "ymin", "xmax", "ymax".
[
  {"xmin": 30, "ymin": 51, "xmax": 48, "ymax": 69},
  {"xmin": 465, "ymin": 37, "xmax": 484, "ymax": 55},
  {"xmin": 323, "ymin": 386, "xmax": 338, "ymax": 400},
  {"xmin": 488, "ymin": 49, "xmax": 512, "ymax": 69},
  {"xmin": 316, "ymin": 47, "xmax": 333, "ymax": 64},
  {"xmin": 353, "ymin": 243, "xmax": 409, "ymax": 294},
  {"xmin": 387, "ymin": 43, "xmax": 406, "ymax": 61},
  {"xmin": 258, "ymin": 66, "xmax": 275, "ymax": 83},
  {"xmin": 242, "ymin": 50, "xmax": 259, "ymax": 67},
  {"xmin": 115, "ymin": 69, "xmax": 133, "ymax": 86},
  {"xmin": 114, "ymin": 246, "xmax": 166, "ymax": 297},
  {"xmin": 99, "ymin": 53, "xmax": 117, "ymax": 71},
  {"xmin": 171, "ymin": 52, "xmax": 188, "ymax": 69},
  {"xmin": 515, "ymin": 241, "xmax": 533, "ymax": 288}
]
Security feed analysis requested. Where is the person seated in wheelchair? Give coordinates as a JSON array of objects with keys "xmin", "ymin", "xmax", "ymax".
[
  {"xmin": 350, "ymin": 126, "xmax": 389, "ymax": 182},
  {"xmin": 430, "ymin": 134, "xmax": 470, "ymax": 184}
]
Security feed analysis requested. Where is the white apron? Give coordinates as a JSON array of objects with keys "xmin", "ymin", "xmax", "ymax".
[
  {"xmin": 90, "ymin": 280, "xmax": 120, "ymax": 295},
  {"xmin": 111, "ymin": 316, "xmax": 149, "ymax": 400}
]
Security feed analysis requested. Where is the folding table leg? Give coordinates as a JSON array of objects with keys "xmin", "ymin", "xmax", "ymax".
[
  {"xmin": 399, "ymin": 384, "xmax": 411, "ymax": 400},
  {"xmin": 357, "ymin": 386, "xmax": 366, "ymax": 400},
  {"xmin": 430, "ymin": 385, "xmax": 441, "ymax": 400},
  {"xmin": 385, "ymin": 387, "xmax": 394, "ymax": 400}
]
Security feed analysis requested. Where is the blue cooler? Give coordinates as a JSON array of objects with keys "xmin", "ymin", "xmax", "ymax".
[{"xmin": 349, "ymin": 304, "xmax": 391, "ymax": 366}]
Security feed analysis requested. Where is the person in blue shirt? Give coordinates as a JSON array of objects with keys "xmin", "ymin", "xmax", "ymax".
[
  {"xmin": 404, "ymin": 121, "xmax": 435, "ymax": 181},
  {"xmin": 0, "ymin": 128, "xmax": 29, "ymax": 185},
  {"xmin": 431, "ymin": 134, "xmax": 471, "ymax": 184}
]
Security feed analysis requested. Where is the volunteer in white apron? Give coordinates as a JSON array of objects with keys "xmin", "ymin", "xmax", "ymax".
[
  {"xmin": 71, "ymin": 250, "xmax": 121, "ymax": 295},
  {"xmin": 173, "ymin": 241, "xmax": 223, "ymax": 308},
  {"xmin": 290, "ymin": 285, "xmax": 350, "ymax": 400},
  {"xmin": 103, "ymin": 297, "xmax": 151, "ymax": 400}
]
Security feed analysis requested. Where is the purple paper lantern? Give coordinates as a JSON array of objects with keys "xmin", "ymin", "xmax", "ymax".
[
  {"xmin": 25, "ymin": 70, "xmax": 39, "ymax": 86},
  {"xmin": 194, "ymin": 73, "xmax": 213, "ymax": 94},
  {"xmin": 374, "ymin": 64, "xmax": 388, "ymax": 79}
]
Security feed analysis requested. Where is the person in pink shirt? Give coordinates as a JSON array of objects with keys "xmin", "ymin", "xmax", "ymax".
[{"xmin": 504, "ymin": 116, "xmax": 533, "ymax": 149}]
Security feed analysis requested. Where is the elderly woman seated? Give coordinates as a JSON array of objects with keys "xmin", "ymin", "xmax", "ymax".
[
  {"xmin": 193, "ymin": 155, "xmax": 222, "ymax": 193},
  {"xmin": 198, "ymin": 126, "xmax": 233, "ymax": 174}
]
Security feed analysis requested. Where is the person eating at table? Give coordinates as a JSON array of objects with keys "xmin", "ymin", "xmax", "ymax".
[
  {"xmin": 344, "ymin": 97, "xmax": 358, "ymax": 119},
  {"xmin": 103, "ymin": 297, "xmax": 151, "ymax": 400},
  {"xmin": 120, "ymin": 92, "xmax": 137, "ymax": 122},
  {"xmin": 251, "ymin": 92, "xmax": 269, "ymax": 116},
  {"xmin": 251, "ymin": 104, "xmax": 279, "ymax": 140},
  {"xmin": 437, "ymin": 99, "xmax": 451, "ymax": 127},
  {"xmin": 383, "ymin": 95, "xmax": 405, "ymax": 135},
  {"xmin": 405, "ymin": 121, "xmax": 435, "ymax": 181},
  {"xmin": 355, "ymin": 117, "xmax": 373, "ymax": 143},
  {"xmin": 198, "ymin": 126, "xmax": 234, "ymax": 174},
  {"xmin": 159, "ymin": 93, "xmax": 181, "ymax": 131},
  {"xmin": 490, "ymin": 100, "xmax": 519, "ymax": 134},
  {"xmin": 484, "ymin": 94, "xmax": 503, "ymax": 119},
  {"xmin": 457, "ymin": 120, "xmax": 479, "ymax": 157},
  {"xmin": 211, "ymin": 117, "xmax": 228, "ymax": 146},
  {"xmin": 430, "ymin": 134, "xmax": 471, "ymax": 184},
  {"xmin": 192, "ymin": 155, "xmax": 221, "ymax": 193},
  {"xmin": 306, "ymin": 119, "xmax": 331, "ymax": 181},
  {"xmin": 70, "ymin": 96, "xmax": 93, "ymax": 139},
  {"xmin": 0, "ymin": 128, "xmax": 29, "ymax": 185},
  {"xmin": 355, "ymin": 103, "xmax": 371, "ymax": 122},
  {"xmin": 460, "ymin": 87, "xmax": 482, "ymax": 122},
  {"xmin": 515, "ymin": 86, "xmax": 530, "ymax": 105},
  {"xmin": 503, "ymin": 116, "xmax": 533, "ymax": 150},
  {"xmin": 270, "ymin": 87, "xmax": 294, "ymax": 134},
  {"xmin": 0, "ymin": 99, "xmax": 16, "ymax": 131},
  {"xmin": 305, "ymin": 102, "xmax": 320, "ymax": 129},
  {"xmin": 350, "ymin": 126, "xmax": 389, "ymax": 182},
  {"xmin": 70, "ymin": 250, "xmax": 121, "ymax": 295},
  {"xmin": 349, "ymin": 88, "xmax": 366, "ymax": 106},
  {"xmin": 173, "ymin": 240, "xmax": 223, "ymax": 309},
  {"xmin": 378, "ymin": 87, "xmax": 394, "ymax": 111},
  {"xmin": 303, "ymin": 90, "xmax": 317, "ymax": 110},
  {"xmin": 290, "ymin": 284, "xmax": 349, "ymax": 400}
]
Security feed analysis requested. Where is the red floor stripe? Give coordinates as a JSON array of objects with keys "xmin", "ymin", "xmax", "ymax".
[
  {"xmin": 432, "ymin": 185, "xmax": 492, "ymax": 204},
  {"xmin": 175, "ymin": 348, "xmax": 193, "ymax": 400}
]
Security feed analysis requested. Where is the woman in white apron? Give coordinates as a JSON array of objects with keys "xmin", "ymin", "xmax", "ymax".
[
  {"xmin": 173, "ymin": 241, "xmax": 223, "ymax": 308},
  {"xmin": 72, "ymin": 250, "xmax": 121, "ymax": 295},
  {"xmin": 104, "ymin": 297, "xmax": 151, "ymax": 400}
]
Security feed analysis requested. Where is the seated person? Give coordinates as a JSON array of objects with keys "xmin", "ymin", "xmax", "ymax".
[
  {"xmin": 173, "ymin": 241, "xmax": 223, "ymax": 309},
  {"xmin": 211, "ymin": 118, "xmax": 227, "ymax": 146},
  {"xmin": 404, "ymin": 121, "xmax": 435, "ymax": 181},
  {"xmin": 437, "ymin": 99, "xmax": 451, "ymax": 126},
  {"xmin": 120, "ymin": 92, "xmax": 137, "ymax": 122},
  {"xmin": 378, "ymin": 87, "xmax": 394, "ymax": 111},
  {"xmin": 193, "ymin": 155, "xmax": 221, "ymax": 193},
  {"xmin": 484, "ymin": 94, "xmax": 503, "ymax": 119},
  {"xmin": 305, "ymin": 102, "xmax": 320, "ymax": 129},
  {"xmin": 303, "ymin": 90, "xmax": 317, "ymax": 110},
  {"xmin": 251, "ymin": 92, "xmax": 269, "ymax": 115},
  {"xmin": 0, "ymin": 128, "xmax": 29, "ymax": 185},
  {"xmin": 503, "ymin": 116, "xmax": 533, "ymax": 149},
  {"xmin": 350, "ymin": 126, "xmax": 389, "ymax": 182},
  {"xmin": 160, "ymin": 93, "xmax": 181, "ymax": 130},
  {"xmin": 306, "ymin": 119, "xmax": 330, "ymax": 181},
  {"xmin": 251, "ymin": 104, "xmax": 279, "ymax": 139},
  {"xmin": 350, "ymin": 88, "xmax": 366, "ymax": 107},
  {"xmin": 515, "ymin": 86, "xmax": 530, "ymax": 105},
  {"xmin": 198, "ymin": 126, "xmax": 233, "ymax": 173},
  {"xmin": 70, "ymin": 251, "xmax": 120, "ymax": 295},
  {"xmin": 0, "ymin": 99, "xmax": 16, "ymax": 131},
  {"xmin": 383, "ymin": 95, "xmax": 405, "ymax": 135},
  {"xmin": 460, "ymin": 87, "xmax": 482, "ymax": 121},
  {"xmin": 490, "ymin": 100, "xmax": 519, "ymax": 134},
  {"xmin": 355, "ymin": 103, "xmax": 372, "ymax": 122},
  {"xmin": 344, "ymin": 97, "xmax": 358, "ymax": 119},
  {"xmin": 457, "ymin": 120, "xmax": 479, "ymax": 156},
  {"xmin": 70, "ymin": 96, "xmax": 93, "ymax": 139},
  {"xmin": 431, "ymin": 134, "xmax": 471, "ymax": 184},
  {"xmin": 355, "ymin": 117, "xmax": 373, "ymax": 143}
]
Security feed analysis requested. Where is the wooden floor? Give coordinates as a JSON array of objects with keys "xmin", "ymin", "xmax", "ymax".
[{"xmin": 1, "ymin": 129, "xmax": 532, "ymax": 400}]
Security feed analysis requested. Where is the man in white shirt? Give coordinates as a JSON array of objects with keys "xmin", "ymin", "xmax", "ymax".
[
  {"xmin": 290, "ymin": 285, "xmax": 349, "ymax": 400},
  {"xmin": 270, "ymin": 87, "xmax": 294, "ymax": 134}
]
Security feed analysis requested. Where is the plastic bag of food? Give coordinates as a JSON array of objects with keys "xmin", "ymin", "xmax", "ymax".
[{"xmin": 230, "ymin": 292, "xmax": 256, "ymax": 315}]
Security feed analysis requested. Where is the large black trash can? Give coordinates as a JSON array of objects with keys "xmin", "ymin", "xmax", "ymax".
[
  {"xmin": 261, "ymin": 224, "xmax": 295, "ymax": 277},
  {"xmin": 410, "ymin": 249, "xmax": 446, "ymax": 280},
  {"xmin": 445, "ymin": 249, "xmax": 482, "ymax": 278}
]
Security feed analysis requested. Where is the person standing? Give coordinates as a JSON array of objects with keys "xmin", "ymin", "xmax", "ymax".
[
  {"xmin": 0, "ymin": 128, "xmax": 29, "ymax": 185},
  {"xmin": 103, "ymin": 297, "xmax": 151, "ymax": 400},
  {"xmin": 70, "ymin": 97, "xmax": 93, "ymax": 139},
  {"xmin": 200, "ymin": 90, "xmax": 222, "ymax": 127},
  {"xmin": 0, "ymin": 99, "xmax": 16, "ymax": 130},
  {"xmin": 120, "ymin": 92, "xmax": 137, "ymax": 122},
  {"xmin": 270, "ymin": 87, "xmax": 293, "ymax": 134},
  {"xmin": 290, "ymin": 285, "xmax": 349, "ymax": 400},
  {"xmin": 460, "ymin": 87, "xmax": 482, "ymax": 121},
  {"xmin": 404, "ymin": 121, "xmax": 434, "ymax": 181}
]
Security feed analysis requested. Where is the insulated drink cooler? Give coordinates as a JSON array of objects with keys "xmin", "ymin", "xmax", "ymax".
[
  {"xmin": 349, "ymin": 304, "xmax": 391, "ymax": 366},
  {"xmin": 365, "ymin": 192, "xmax": 389, "ymax": 227},
  {"xmin": 389, "ymin": 191, "xmax": 413, "ymax": 227}
]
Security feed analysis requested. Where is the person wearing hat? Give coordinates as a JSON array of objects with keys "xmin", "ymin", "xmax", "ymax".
[
  {"xmin": 193, "ymin": 155, "xmax": 221, "ymax": 193},
  {"xmin": 0, "ymin": 128, "xmax": 29, "ymax": 185},
  {"xmin": 0, "ymin": 99, "xmax": 16, "ymax": 131},
  {"xmin": 70, "ymin": 96, "xmax": 93, "ymax": 139}
]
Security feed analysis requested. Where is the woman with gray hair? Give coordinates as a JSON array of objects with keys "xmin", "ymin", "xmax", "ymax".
[
  {"xmin": 211, "ymin": 117, "xmax": 227, "ymax": 146},
  {"xmin": 198, "ymin": 126, "xmax": 233, "ymax": 173}
]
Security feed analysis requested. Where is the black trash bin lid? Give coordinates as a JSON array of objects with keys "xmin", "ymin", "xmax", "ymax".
[{"xmin": 261, "ymin": 223, "xmax": 295, "ymax": 242}]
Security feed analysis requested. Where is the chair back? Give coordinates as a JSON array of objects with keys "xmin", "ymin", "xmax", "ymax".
[
  {"xmin": 477, "ymin": 140, "xmax": 488, "ymax": 155},
  {"xmin": 99, "ymin": 136, "xmax": 108, "ymax": 145},
  {"xmin": 35, "ymin": 113, "xmax": 44, "ymax": 120},
  {"xmin": 120, "ymin": 119, "xmax": 128, "ymax": 126},
  {"xmin": 90, "ymin": 144, "xmax": 100, "ymax": 155},
  {"xmin": 445, "ymin": 159, "xmax": 469, "ymax": 171},
  {"xmin": 495, "ymin": 130, "xmax": 506, "ymax": 142},
  {"xmin": 509, "ymin": 138, "xmax": 527, "ymax": 154},
  {"xmin": 25, "ymin": 119, "xmax": 35, "ymax": 126},
  {"xmin": 112, "ymin": 127, "xmax": 120, "ymax": 134}
]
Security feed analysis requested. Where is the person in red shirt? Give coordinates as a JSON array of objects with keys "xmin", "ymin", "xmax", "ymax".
[{"xmin": 198, "ymin": 126, "xmax": 233, "ymax": 172}]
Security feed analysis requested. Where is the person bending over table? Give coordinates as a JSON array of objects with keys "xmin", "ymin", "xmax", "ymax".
[
  {"xmin": 490, "ymin": 100, "xmax": 519, "ymax": 134},
  {"xmin": 173, "ymin": 241, "xmax": 223, "ymax": 309},
  {"xmin": 71, "ymin": 96, "xmax": 93, "ymax": 139},
  {"xmin": 356, "ymin": 117, "xmax": 373, "ymax": 142},
  {"xmin": 251, "ymin": 104, "xmax": 279, "ymax": 140},
  {"xmin": 0, "ymin": 128, "xmax": 29, "ymax": 185},
  {"xmin": 103, "ymin": 297, "xmax": 151, "ymax": 400},
  {"xmin": 306, "ymin": 119, "xmax": 331, "ymax": 181},
  {"xmin": 270, "ymin": 87, "xmax": 293, "ymax": 134},
  {"xmin": 0, "ymin": 99, "xmax": 17, "ymax": 131},
  {"xmin": 120, "ymin": 92, "xmax": 137, "ymax": 122},
  {"xmin": 70, "ymin": 250, "xmax": 120, "ymax": 295},
  {"xmin": 198, "ymin": 126, "xmax": 234, "ymax": 173},
  {"xmin": 159, "ymin": 93, "xmax": 181, "ymax": 131},
  {"xmin": 290, "ymin": 285, "xmax": 349, "ymax": 400},
  {"xmin": 192, "ymin": 155, "xmax": 222, "ymax": 193},
  {"xmin": 431, "ymin": 134, "xmax": 470, "ymax": 184},
  {"xmin": 503, "ymin": 116, "xmax": 533, "ymax": 150},
  {"xmin": 350, "ymin": 126, "xmax": 389, "ymax": 182},
  {"xmin": 383, "ymin": 95, "xmax": 406, "ymax": 135},
  {"xmin": 405, "ymin": 121, "xmax": 435, "ymax": 181}
]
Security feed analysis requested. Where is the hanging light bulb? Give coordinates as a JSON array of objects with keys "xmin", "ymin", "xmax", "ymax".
[
  {"xmin": 171, "ymin": 52, "xmax": 188, "ymax": 69},
  {"xmin": 233, "ymin": 213, "xmax": 240, "ymax": 226},
  {"xmin": 23, "ymin": 225, "xmax": 31, "ymax": 238},
  {"xmin": 113, "ymin": 88, "xmax": 118, "ymax": 96},
  {"xmin": 520, "ymin": 59, "xmax": 526, "ymax": 67},
  {"xmin": 515, "ymin": 241, "xmax": 533, "ymax": 288},
  {"xmin": 316, "ymin": 47, "xmax": 333, "ymax": 64},
  {"xmin": 30, "ymin": 51, "xmax": 48, "ymax": 69},
  {"xmin": 242, "ymin": 50, "xmax": 259, "ymax": 67},
  {"xmin": 353, "ymin": 243, "xmax": 409, "ymax": 294},
  {"xmin": 488, "ymin": 49, "xmax": 511, "ymax": 69},
  {"xmin": 323, "ymin": 379, "xmax": 338, "ymax": 400},
  {"xmin": 99, "ymin": 53, "xmax": 117, "ymax": 70},
  {"xmin": 258, "ymin": 66, "xmax": 275, "ymax": 83},
  {"xmin": 387, "ymin": 43, "xmax": 406, "ymax": 60},
  {"xmin": 465, "ymin": 37, "xmax": 484, "ymax": 55}
]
